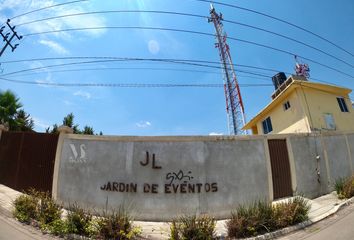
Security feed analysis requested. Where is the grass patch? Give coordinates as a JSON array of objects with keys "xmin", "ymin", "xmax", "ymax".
[
  {"xmin": 335, "ymin": 177, "xmax": 346, "ymax": 199},
  {"xmin": 227, "ymin": 196, "xmax": 310, "ymax": 238},
  {"xmin": 169, "ymin": 214, "xmax": 216, "ymax": 240}
]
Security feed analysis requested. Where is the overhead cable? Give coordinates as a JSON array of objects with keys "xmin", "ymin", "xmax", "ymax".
[{"xmin": 22, "ymin": 27, "xmax": 354, "ymax": 78}]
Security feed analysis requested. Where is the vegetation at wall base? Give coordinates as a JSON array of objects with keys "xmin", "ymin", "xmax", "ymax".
[
  {"xmin": 227, "ymin": 196, "xmax": 310, "ymax": 238},
  {"xmin": 13, "ymin": 190, "xmax": 140, "ymax": 239},
  {"xmin": 95, "ymin": 209, "xmax": 141, "ymax": 240},
  {"xmin": 169, "ymin": 214, "xmax": 216, "ymax": 240},
  {"xmin": 335, "ymin": 175, "xmax": 354, "ymax": 199},
  {"xmin": 13, "ymin": 194, "xmax": 38, "ymax": 223},
  {"xmin": 67, "ymin": 203, "xmax": 92, "ymax": 236}
]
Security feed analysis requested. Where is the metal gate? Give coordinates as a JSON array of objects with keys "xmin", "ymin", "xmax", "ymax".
[
  {"xmin": 268, "ymin": 139, "xmax": 293, "ymax": 199},
  {"xmin": 0, "ymin": 131, "xmax": 59, "ymax": 193}
]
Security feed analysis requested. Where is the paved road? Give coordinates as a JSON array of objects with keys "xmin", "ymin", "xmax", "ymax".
[
  {"xmin": 279, "ymin": 204, "xmax": 354, "ymax": 240},
  {"xmin": 0, "ymin": 214, "xmax": 53, "ymax": 240}
]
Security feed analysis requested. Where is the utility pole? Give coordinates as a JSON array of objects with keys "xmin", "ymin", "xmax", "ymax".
[
  {"xmin": 208, "ymin": 4, "xmax": 246, "ymax": 135},
  {"xmin": 0, "ymin": 19, "xmax": 22, "ymax": 57}
]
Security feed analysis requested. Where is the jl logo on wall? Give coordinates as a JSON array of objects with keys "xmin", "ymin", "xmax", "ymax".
[{"xmin": 69, "ymin": 144, "xmax": 87, "ymax": 163}]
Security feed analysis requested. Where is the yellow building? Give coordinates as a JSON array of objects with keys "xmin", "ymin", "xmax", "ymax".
[{"xmin": 243, "ymin": 75, "xmax": 354, "ymax": 135}]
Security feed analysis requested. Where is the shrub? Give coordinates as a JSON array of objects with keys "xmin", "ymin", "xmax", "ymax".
[
  {"xmin": 43, "ymin": 219, "xmax": 68, "ymax": 236},
  {"xmin": 13, "ymin": 194, "xmax": 38, "ymax": 223},
  {"xmin": 342, "ymin": 175, "xmax": 354, "ymax": 199},
  {"xmin": 35, "ymin": 191, "xmax": 62, "ymax": 226},
  {"xmin": 67, "ymin": 203, "xmax": 92, "ymax": 236},
  {"xmin": 169, "ymin": 214, "xmax": 216, "ymax": 240},
  {"xmin": 85, "ymin": 217, "xmax": 102, "ymax": 238},
  {"xmin": 227, "ymin": 201, "xmax": 273, "ymax": 238},
  {"xmin": 272, "ymin": 196, "xmax": 310, "ymax": 229},
  {"xmin": 227, "ymin": 197, "xmax": 310, "ymax": 239},
  {"xmin": 95, "ymin": 209, "xmax": 141, "ymax": 240}
]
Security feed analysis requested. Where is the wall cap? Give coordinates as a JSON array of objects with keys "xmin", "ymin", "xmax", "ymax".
[{"xmin": 58, "ymin": 125, "xmax": 73, "ymax": 134}]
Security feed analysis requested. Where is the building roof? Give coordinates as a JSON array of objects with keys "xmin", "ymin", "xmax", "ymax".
[{"xmin": 243, "ymin": 76, "xmax": 352, "ymax": 130}]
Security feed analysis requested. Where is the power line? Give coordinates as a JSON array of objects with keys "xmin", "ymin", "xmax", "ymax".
[
  {"xmin": 22, "ymin": 27, "xmax": 354, "ymax": 78},
  {"xmin": 0, "ymin": 76, "xmax": 273, "ymax": 88},
  {"xmin": 0, "ymin": 57, "xmax": 277, "ymax": 79},
  {"xmin": 15, "ymin": 10, "xmax": 353, "ymax": 68},
  {"xmin": 8, "ymin": 0, "xmax": 89, "ymax": 21},
  {"xmin": 7, "ymin": 66, "xmax": 272, "ymax": 81},
  {"xmin": 195, "ymin": 0, "xmax": 354, "ymax": 58},
  {"xmin": 0, "ymin": 56, "xmax": 282, "ymax": 74},
  {"xmin": 1, "ymin": 56, "xmax": 345, "ymax": 85}
]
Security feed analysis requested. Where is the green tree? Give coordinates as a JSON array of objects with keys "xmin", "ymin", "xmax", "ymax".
[
  {"xmin": 0, "ymin": 90, "xmax": 23, "ymax": 130},
  {"xmin": 63, "ymin": 113, "xmax": 80, "ymax": 133},
  {"xmin": 14, "ymin": 109, "xmax": 34, "ymax": 131},
  {"xmin": 46, "ymin": 124, "xmax": 58, "ymax": 134},
  {"xmin": 47, "ymin": 113, "xmax": 98, "ymax": 135},
  {"xmin": 82, "ymin": 125, "xmax": 94, "ymax": 135}
]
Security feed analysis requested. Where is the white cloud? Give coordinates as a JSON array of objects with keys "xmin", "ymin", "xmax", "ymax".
[
  {"xmin": 63, "ymin": 100, "xmax": 73, "ymax": 105},
  {"xmin": 35, "ymin": 75, "xmax": 55, "ymax": 87},
  {"xmin": 74, "ymin": 90, "xmax": 91, "ymax": 99},
  {"xmin": 2, "ymin": 0, "xmax": 106, "ymax": 39},
  {"xmin": 33, "ymin": 117, "xmax": 50, "ymax": 131},
  {"xmin": 209, "ymin": 132, "xmax": 224, "ymax": 136},
  {"xmin": 39, "ymin": 39, "xmax": 69, "ymax": 54},
  {"xmin": 136, "ymin": 121, "xmax": 152, "ymax": 128},
  {"xmin": 148, "ymin": 40, "xmax": 160, "ymax": 54}
]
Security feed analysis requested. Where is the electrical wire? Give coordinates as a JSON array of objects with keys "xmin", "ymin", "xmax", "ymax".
[
  {"xmin": 195, "ymin": 0, "xmax": 354, "ymax": 58},
  {"xmin": 7, "ymin": 66, "xmax": 272, "ymax": 81},
  {"xmin": 0, "ymin": 76, "xmax": 273, "ymax": 88},
  {"xmin": 0, "ymin": 56, "xmax": 284, "ymax": 74},
  {"xmin": 21, "ymin": 26, "xmax": 354, "ymax": 78},
  {"xmin": 9, "ymin": 0, "xmax": 89, "ymax": 21},
  {"xmin": 1, "ymin": 56, "xmax": 344, "ymax": 86},
  {"xmin": 15, "ymin": 10, "xmax": 353, "ymax": 68},
  {"xmin": 0, "ymin": 57, "xmax": 276, "ymax": 79}
]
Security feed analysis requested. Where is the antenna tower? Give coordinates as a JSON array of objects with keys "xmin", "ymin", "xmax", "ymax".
[{"xmin": 208, "ymin": 5, "xmax": 246, "ymax": 135}]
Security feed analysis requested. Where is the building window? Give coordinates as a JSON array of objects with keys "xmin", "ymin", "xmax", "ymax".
[
  {"xmin": 262, "ymin": 117, "xmax": 273, "ymax": 134},
  {"xmin": 337, "ymin": 97, "xmax": 349, "ymax": 112},
  {"xmin": 283, "ymin": 101, "xmax": 291, "ymax": 111},
  {"xmin": 323, "ymin": 113, "xmax": 336, "ymax": 130}
]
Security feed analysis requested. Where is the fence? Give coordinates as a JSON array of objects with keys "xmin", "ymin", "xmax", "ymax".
[{"xmin": 0, "ymin": 131, "xmax": 59, "ymax": 193}]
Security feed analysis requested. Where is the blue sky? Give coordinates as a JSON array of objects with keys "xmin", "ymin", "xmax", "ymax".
[{"xmin": 0, "ymin": 0, "xmax": 353, "ymax": 135}]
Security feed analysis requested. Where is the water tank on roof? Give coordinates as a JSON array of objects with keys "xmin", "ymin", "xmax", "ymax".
[{"xmin": 272, "ymin": 72, "xmax": 287, "ymax": 90}]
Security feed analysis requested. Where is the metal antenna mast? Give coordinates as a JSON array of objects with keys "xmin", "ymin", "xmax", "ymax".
[{"xmin": 208, "ymin": 4, "xmax": 246, "ymax": 135}]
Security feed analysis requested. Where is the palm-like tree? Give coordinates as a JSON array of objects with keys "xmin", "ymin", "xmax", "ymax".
[
  {"xmin": 0, "ymin": 90, "xmax": 23, "ymax": 129},
  {"xmin": 14, "ymin": 109, "xmax": 34, "ymax": 131}
]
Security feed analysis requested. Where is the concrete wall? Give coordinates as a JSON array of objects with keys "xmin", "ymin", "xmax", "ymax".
[
  {"xmin": 287, "ymin": 135, "xmax": 329, "ymax": 198},
  {"xmin": 52, "ymin": 131, "xmax": 354, "ymax": 221},
  {"xmin": 53, "ymin": 135, "xmax": 271, "ymax": 221}
]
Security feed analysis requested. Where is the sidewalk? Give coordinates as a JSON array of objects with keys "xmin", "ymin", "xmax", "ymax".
[{"xmin": 0, "ymin": 184, "xmax": 352, "ymax": 239}]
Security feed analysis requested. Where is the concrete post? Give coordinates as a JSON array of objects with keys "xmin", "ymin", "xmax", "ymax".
[
  {"xmin": 0, "ymin": 124, "xmax": 9, "ymax": 140},
  {"xmin": 52, "ymin": 125, "xmax": 73, "ymax": 200}
]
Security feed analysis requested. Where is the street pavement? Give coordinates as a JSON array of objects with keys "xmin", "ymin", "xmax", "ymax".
[
  {"xmin": 279, "ymin": 204, "xmax": 354, "ymax": 240},
  {"xmin": 0, "ymin": 214, "xmax": 54, "ymax": 240}
]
